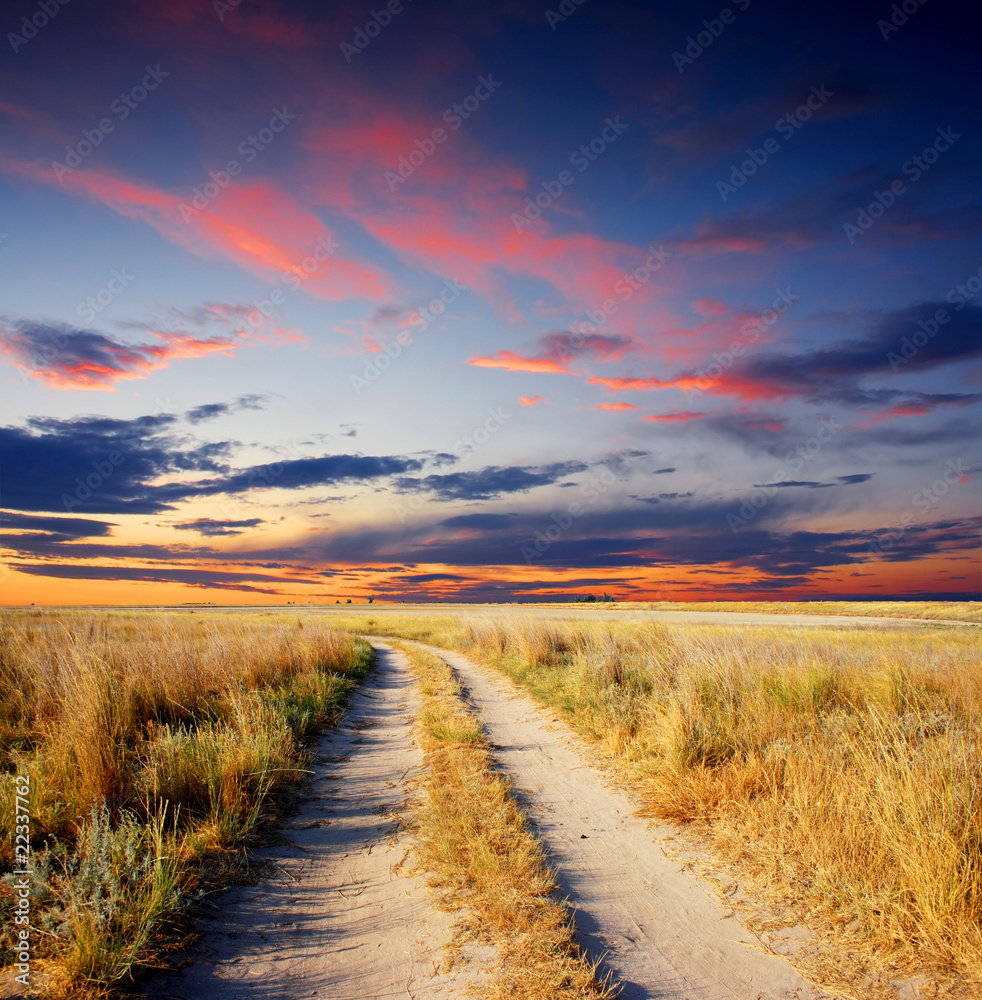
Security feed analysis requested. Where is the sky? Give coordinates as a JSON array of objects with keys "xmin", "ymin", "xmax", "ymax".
[{"xmin": 1, "ymin": 0, "xmax": 980, "ymax": 604}]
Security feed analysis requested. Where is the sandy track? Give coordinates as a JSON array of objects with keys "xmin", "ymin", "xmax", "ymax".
[
  {"xmin": 146, "ymin": 644, "xmax": 483, "ymax": 1000},
  {"xmin": 406, "ymin": 640, "xmax": 839, "ymax": 1000}
]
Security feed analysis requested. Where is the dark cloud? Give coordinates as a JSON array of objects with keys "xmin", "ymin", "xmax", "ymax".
[
  {"xmin": 185, "ymin": 395, "xmax": 268, "ymax": 423},
  {"xmin": 762, "ymin": 303, "xmax": 982, "ymax": 385},
  {"xmin": 754, "ymin": 480, "xmax": 831, "ymax": 489},
  {"xmin": 538, "ymin": 330, "xmax": 633, "ymax": 366},
  {"xmin": 681, "ymin": 179, "xmax": 982, "ymax": 254},
  {"xmin": 393, "ymin": 461, "xmax": 589, "ymax": 501},
  {"xmin": 658, "ymin": 74, "xmax": 880, "ymax": 160},
  {"xmin": 0, "ymin": 511, "xmax": 116, "ymax": 538},
  {"xmin": 440, "ymin": 513, "xmax": 518, "ymax": 529},
  {"xmin": 187, "ymin": 454, "xmax": 425, "ymax": 499},
  {"xmin": 0, "ymin": 319, "xmax": 239, "ymax": 389},
  {"xmin": 0, "ymin": 413, "xmax": 226, "ymax": 515},
  {"xmin": 174, "ymin": 518, "xmax": 265, "ymax": 536},
  {"xmin": 682, "ymin": 303, "xmax": 982, "ymax": 415},
  {"xmin": 0, "ymin": 412, "xmax": 426, "ymax": 514},
  {"xmin": 14, "ymin": 563, "xmax": 285, "ymax": 594},
  {"xmin": 184, "ymin": 403, "xmax": 229, "ymax": 424}
]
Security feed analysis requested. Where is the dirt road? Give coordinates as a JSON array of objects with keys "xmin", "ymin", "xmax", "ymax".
[
  {"xmin": 146, "ymin": 644, "xmax": 488, "ymax": 1000},
  {"xmin": 148, "ymin": 639, "xmax": 838, "ymax": 1000}
]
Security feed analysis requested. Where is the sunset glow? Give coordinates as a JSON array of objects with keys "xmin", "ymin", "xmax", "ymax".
[{"xmin": 1, "ymin": 0, "xmax": 979, "ymax": 603}]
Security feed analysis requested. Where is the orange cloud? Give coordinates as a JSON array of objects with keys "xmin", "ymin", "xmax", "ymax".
[
  {"xmin": 519, "ymin": 395, "xmax": 547, "ymax": 406},
  {"xmin": 642, "ymin": 410, "xmax": 709, "ymax": 423},
  {"xmin": 587, "ymin": 374, "xmax": 671, "ymax": 392},
  {"xmin": 470, "ymin": 351, "xmax": 570, "ymax": 374},
  {"xmin": 592, "ymin": 402, "xmax": 638, "ymax": 411}
]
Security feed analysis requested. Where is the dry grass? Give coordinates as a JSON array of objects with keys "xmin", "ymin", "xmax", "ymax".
[
  {"xmin": 328, "ymin": 613, "xmax": 982, "ymax": 994},
  {"xmin": 0, "ymin": 610, "xmax": 371, "ymax": 995},
  {"xmin": 396, "ymin": 641, "xmax": 614, "ymax": 999},
  {"xmin": 465, "ymin": 619, "xmax": 982, "ymax": 988},
  {"xmin": 550, "ymin": 600, "xmax": 982, "ymax": 623}
]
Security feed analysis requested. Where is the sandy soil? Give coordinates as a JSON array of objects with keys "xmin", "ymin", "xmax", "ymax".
[
  {"xmin": 145, "ymin": 643, "xmax": 489, "ymax": 1000},
  {"xmin": 409, "ymin": 639, "xmax": 839, "ymax": 1000}
]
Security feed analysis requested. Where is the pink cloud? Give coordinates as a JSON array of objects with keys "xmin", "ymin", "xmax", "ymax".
[
  {"xmin": 691, "ymin": 297, "xmax": 729, "ymax": 317},
  {"xmin": 0, "ymin": 156, "xmax": 393, "ymax": 302}
]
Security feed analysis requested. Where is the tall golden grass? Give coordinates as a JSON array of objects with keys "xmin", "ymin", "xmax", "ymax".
[
  {"xmin": 465, "ymin": 619, "xmax": 982, "ymax": 984},
  {"xmin": 328, "ymin": 613, "xmax": 982, "ymax": 990},
  {"xmin": 0, "ymin": 610, "xmax": 371, "ymax": 994},
  {"xmin": 553, "ymin": 600, "xmax": 982, "ymax": 623}
]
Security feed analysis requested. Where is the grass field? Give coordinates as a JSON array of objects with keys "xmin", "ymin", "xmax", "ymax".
[
  {"xmin": 0, "ymin": 610, "xmax": 371, "ymax": 995},
  {"xmin": 329, "ymin": 612, "xmax": 982, "ymax": 991},
  {"xmin": 534, "ymin": 600, "xmax": 982, "ymax": 623},
  {"xmin": 3, "ymin": 606, "xmax": 980, "ymax": 997}
]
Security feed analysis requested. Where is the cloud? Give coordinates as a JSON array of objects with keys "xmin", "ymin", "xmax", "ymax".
[
  {"xmin": 470, "ymin": 332, "xmax": 632, "ymax": 376},
  {"xmin": 469, "ymin": 350, "xmax": 570, "ymax": 375},
  {"xmin": 0, "ymin": 319, "xmax": 242, "ymax": 390},
  {"xmin": 0, "ymin": 413, "xmax": 227, "ymax": 514},
  {"xmin": 589, "ymin": 304, "xmax": 982, "ymax": 421},
  {"xmin": 675, "ymin": 179, "xmax": 982, "ymax": 256},
  {"xmin": 1, "ymin": 158, "xmax": 393, "ymax": 302},
  {"xmin": 519, "ymin": 395, "xmax": 547, "ymax": 406},
  {"xmin": 0, "ymin": 411, "xmax": 427, "ymax": 514},
  {"xmin": 185, "ymin": 395, "xmax": 268, "ymax": 423},
  {"xmin": 14, "ymin": 563, "xmax": 287, "ymax": 594},
  {"xmin": 643, "ymin": 410, "xmax": 709, "ymax": 423},
  {"xmin": 593, "ymin": 402, "xmax": 638, "ymax": 411},
  {"xmin": 0, "ymin": 511, "xmax": 117, "ymax": 538},
  {"xmin": 393, "ymin": 461, "xmax": 590, "ymax": 501},
  {"xmin": 173, "ymin": 517, "xmax": 265, "ymax": 536},
  {"xmin": 439, "ymin": 513, "xmax": 518, "ymax": 530}
]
